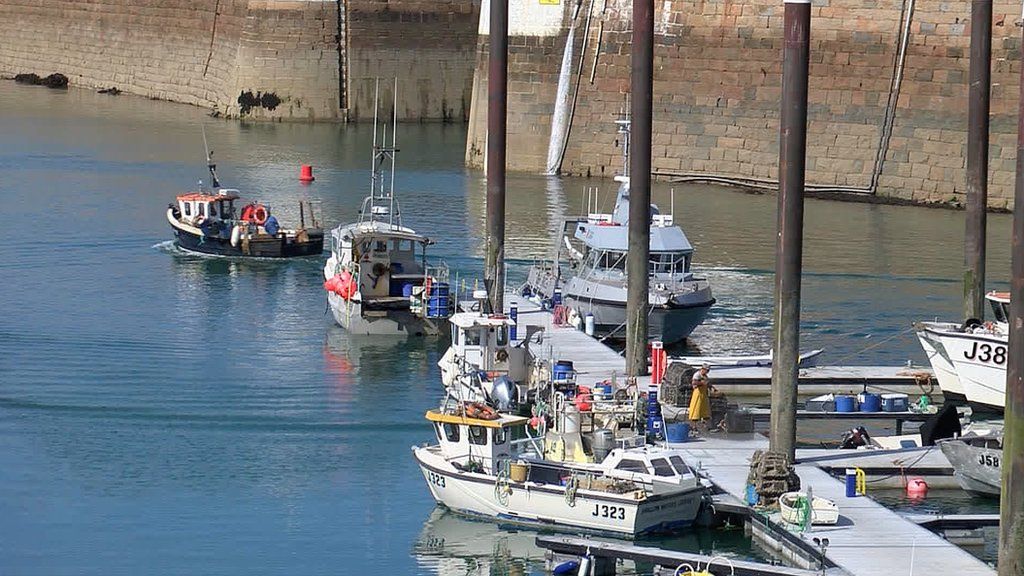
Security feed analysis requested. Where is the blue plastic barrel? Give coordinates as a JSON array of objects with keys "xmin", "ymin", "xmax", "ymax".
[
  {"xmin": 835, "ymin": 395, "xmax": 857, "ymax": 413},
  {"xmin": 401, "ymin": 282, "xmax": 414, "ymax": 298},
  {"xmin": 553, "ymin": 360, "xmax": 574, "ymax": 381},
  {"xmin": 860, "ymin": 392, "xmax": 882, "ymax": 413},
  {"xmin": 426, "ymin": 282, "xmax": 450, "ymax": 318},
  {"xmin": 666, "ymin": 422, "xmax": 690, "ymax": 443}
]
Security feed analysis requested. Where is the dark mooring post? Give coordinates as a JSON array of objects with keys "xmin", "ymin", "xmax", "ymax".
[
  {"xmin": 964, "ymin": 0, "xmax": 992, "ymax": 322},
  {"xmin": 485, "ymin": 0, "xmax": 508, "ymax": 313},
  {"xmin": 998, "ymin": 19, "xmax": 1024, "ymax": 574},
  {"xmin": 769, "ymin": 0, "xmax": 810, "ymax": 462},
  {"xmin": 625, "ymin": 0, "xmax": 653, "ymax": 377}
]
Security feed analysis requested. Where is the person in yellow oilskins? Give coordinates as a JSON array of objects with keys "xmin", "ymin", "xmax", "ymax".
[{"xmin": 688, "ymin": 363, "xmax": 713, "ymax": 434}]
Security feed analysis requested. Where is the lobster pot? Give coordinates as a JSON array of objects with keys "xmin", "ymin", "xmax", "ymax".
[{"xmin": 426, "ymin": 282, "xmax": 450, "ymax": 318}]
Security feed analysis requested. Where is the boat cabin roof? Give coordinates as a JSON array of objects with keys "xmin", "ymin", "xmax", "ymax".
[
  {"xmin": 425, "ymin": 409, "xmax": 528, "ymax": 429},
  {"xmin": 331, "ymin": 221, "xmax": 430, "ymax": 245},
  {"xmin": 573, "ymin": 221, "xmax": 693, "ymax": 253},
  {"xmin": 177, "ymin": 190, "xmax": 240, "ymax": 202},
  {"xmin": 449, "ymin": 312, "xmax": 516, "ymax": 329},
  {"xmin": 987, "ymin": 290, "xmax": 1009, "ymax": 304}
]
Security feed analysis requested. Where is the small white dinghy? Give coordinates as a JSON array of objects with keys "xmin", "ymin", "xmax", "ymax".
[{"xmin": 779, "ymin": 491, "xmax": 839, "ymax": 526}]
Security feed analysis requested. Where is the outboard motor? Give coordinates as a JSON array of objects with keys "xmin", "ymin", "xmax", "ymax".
[
  {"xmin": 486, "ymin": 375, "xmax": 515, "ymax": 411},
  {"xmin": 839, "ymin": 426, "xmax": 871, "ymax": 449}
]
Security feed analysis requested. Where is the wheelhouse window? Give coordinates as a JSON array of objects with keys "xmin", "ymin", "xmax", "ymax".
[
  {"xmin": 494, "ymin": 327, "xmax": 509, "ymax": 347},
  {"xmin": 615, "ymin": 459, "xmax": 650, "ymax": 473},
  {"xmin": 468, "ymin": 425, "xmax": 488, "ymax": 446},
  {"xmin": 649, "ymin": 252, "xmax": 689, "ymax": 275},
  {"xmin": 442, "ymin": 423, "xmax": 460, "ymax": 443},
  {"xmin": 598, "ymin": 251, "xmax": 627, "ymax": 271},
  {"xmin": 209, "ymin": 203, "xmax": 217, "ymax": 217},
  {"xmin": 463, "ymin": 330, "xmax": 481, "ymax": 347},
  {"xmin": 668, "ymin": 455, "xmax": 689, "ymax": 475},
  {"xmin": 650, "ymin": 458, "xmax": 675, "ymax": 477},
  {"xmin": 493, "ymin": 427, "xmax": 507, "ymax": 445},
  {"xmin": 183, "ymin": 203, "xmax": 192, "ymax": 216},
  {"xmin": 198, "ymin": 203, "xmax": 206, "ymax": 217}
]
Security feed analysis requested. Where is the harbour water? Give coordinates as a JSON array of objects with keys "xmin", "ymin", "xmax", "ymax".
[{"xmin": 0, "ymin": 82, "xmax": 1010, "ymax": 574}]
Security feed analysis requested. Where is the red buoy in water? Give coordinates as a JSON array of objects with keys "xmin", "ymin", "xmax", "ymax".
[
  {"xmin": 299, "ymin": 164, "xmax": 315, "ymax": 182},
  {"xmin": 906, "ymin": 477, "xmax": 928, "ymax": 499}
]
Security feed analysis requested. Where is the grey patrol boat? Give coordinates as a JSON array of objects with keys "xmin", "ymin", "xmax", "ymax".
[{"xmin": 525, "ymin": 119, "xmax": 714, "ymax": 345}]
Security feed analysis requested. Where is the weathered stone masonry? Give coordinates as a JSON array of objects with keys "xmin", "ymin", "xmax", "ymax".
[
  {"xmin": 466, "ymin": 0, "xmax": 1024, "ymax": 209},
  {"xmin": 0, "ymin": 0, "xmax": 479, "ymax": 122}
]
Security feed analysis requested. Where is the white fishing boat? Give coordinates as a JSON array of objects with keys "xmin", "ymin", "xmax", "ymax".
[
  {"xmin": 914, "ymin": 320, "xmax": 968, "ymax": 403},
  {"xmin": 778, "ymin": 491, "xmax": 839, "ymax": 526},
  {"xmin": 524, "ymin": 119, "xmax": 714, "ymax": 345},
  {"xmin": 917, "ymin": 291, "xmax": 1009, "ymax": 412},
  {"xmin": 322, "ymin": 82, "xmax": 452, "ymax": 336},
  {"xmin": 937, "ymin": 424, "xmax": 1003, "ymax": 497},
  {"xmin": 411, "ymin": 406, "xmax": 707, "ymax": 536},
  {"xmin": 674, "ymin": 348, "xmax": 823, "ymax": 368}
]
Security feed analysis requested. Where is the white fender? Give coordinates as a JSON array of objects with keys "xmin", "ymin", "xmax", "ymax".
[{"xmin": 230, "ymin": 225, "xmax": 242, "ymax": 247}]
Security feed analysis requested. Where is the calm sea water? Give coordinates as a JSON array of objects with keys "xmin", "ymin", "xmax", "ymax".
[{"xmin": 0, "ymin": 82, "xmax": 1012, "ymax": 575}]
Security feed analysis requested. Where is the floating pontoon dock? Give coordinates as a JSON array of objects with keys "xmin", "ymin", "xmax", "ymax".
[{"xmin": 509, "ymin": 294, "xmax": 994, "ymax": 576}]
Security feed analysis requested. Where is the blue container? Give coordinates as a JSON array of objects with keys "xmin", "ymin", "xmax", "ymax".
[
  {"xmin": 845, "ymin": 468, "xmax": 858, "ymax": 498},
  {"xmin": 553, "ymin": 360, "xmax": 574, "ymax": 381},
  {"xmin": 401, "ymin": 282, "xmax": 415, "ymax": 298},
  {"xmin": 860, "ymin": 392, "xmax": 882, "ymax": 413},
  {"xmin": 595, "ymin": 383, "xmax": 613, "ymax": 400},
  {"xmin": 666, "ymin": 422, "xmax": 690, "ymax": 443},
  {"xmin": 553, "ymin": 288, "xmax": 563, "ymax": 306},
  {"xmin": 426, "ymin": 282, "xmax": 450, "ymax": 318},
  {"xmin": 882, "ymin": 393, "xmax": 908, "ymax": 412},
  {"xmin": 745, "ymin": 484, "xmax": 758, "ymax": 506},
  {"xmin": 835, "ymin": 395, "xmax": 857, "ymax": 413},
  {"xmin": 646, "ymin": 416, "xmax": 665, "ymax": 441},
  {"xmin": 509, "ymin": 303, "xmax": 518, "ymax": 341}
]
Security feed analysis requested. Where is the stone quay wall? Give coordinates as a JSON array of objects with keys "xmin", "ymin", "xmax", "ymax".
[
  {"xmin": 466, "ymin": 0, "xmax": 1024, "ymax": 209},
  {"xmin": 0, "ymin": 0, "xmax": 478, "ymax": 122}
]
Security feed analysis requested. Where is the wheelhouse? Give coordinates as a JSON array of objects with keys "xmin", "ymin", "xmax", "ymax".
[
  {"xmin": 426, "ymin": 409, "xmax": 536, "ymax": 474},
  {"xmin": 986, "ymin": 291, "xmax": 1010, "ymax": 325},
  {"xmin": 600, "ymin": 447, "xmax": 698, "ymax": 486},
  {"xmin": 175, "ymin": 190, "xmax": 239, "ymax": 225},
  {"xmin": 448, "ymin": 312, "xmax": 527, "ymax": 381}
]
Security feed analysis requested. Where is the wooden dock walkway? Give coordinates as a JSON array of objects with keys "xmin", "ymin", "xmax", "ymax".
[
  {"xmin": 507, "ymin": 293, "xmax": 995, "ymax": 576},
  {"xmin": 674, "ymin": 435, "xmax": 995, "ymax": 576}
]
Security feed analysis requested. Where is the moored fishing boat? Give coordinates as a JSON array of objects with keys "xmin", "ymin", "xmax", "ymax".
[
  {"xmin": 937, "ymin": 424, "xmax": 1003, "ymax": 497},
  {"xmin": 917, "ymin": 291, "xmax": 1009, "ymax": 412},
  {"xmin": 166, "ymin": 139, "xmax": 323, "ymax": 258},
  {"xmin": 411, "ymin": 405, "xmax": 707, "ymax": 536}
]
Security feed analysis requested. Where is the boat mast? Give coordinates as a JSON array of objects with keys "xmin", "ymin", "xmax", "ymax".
[
  {"xmin": 202, "ymin": 125, "xmax": 220, "ymax": 189},
  {"xmin": 367, "ymin": 78, "xmax": 400, "ymax": 227}
]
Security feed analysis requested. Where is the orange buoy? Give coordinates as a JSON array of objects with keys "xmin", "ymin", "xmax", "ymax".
[
  {"xmin": 299, "ymin": 164, "xmax": 315, "ymax": 182},
  {"xmin": 906, "ymin": 477, "xmax": 928, "ymax": 499}
]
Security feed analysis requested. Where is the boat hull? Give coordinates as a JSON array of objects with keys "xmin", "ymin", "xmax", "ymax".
[
  {"xmin": 930, "ymin": 329, "xmax": 1006, "ymax": 412},
  {"xmin": 412, "ymin": 447, "xmax": 704, "ymax": 536},
  {"xmin": 564, "ymin": 295, "xmax": 713, "ymax": 345},
  {"xmin": 169, "ymin": 218, "xmax": 323, "ymax": 258},
  {"xmin": 915, "ymin": 324, "xmax": 966, "ymax": 402},
  {"xmin": 327, "ymin": 291, "xmax": 443, "ymax": 337},
  {"xmin": 938, "ymin": 439, "xmax": 1001, "ymax": 497}
]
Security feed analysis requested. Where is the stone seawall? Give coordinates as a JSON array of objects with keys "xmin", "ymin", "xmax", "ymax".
[
  {"xmin": 0, "ymin": 0, "xmax": 478, "ymax": 122},
  {"xmin": 466, "ymin": 0, "xmax": 1024, "ymax": 209}
]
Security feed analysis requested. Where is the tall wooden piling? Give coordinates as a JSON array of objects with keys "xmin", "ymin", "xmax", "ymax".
[
  {"xmin": 998, "ymin": 17, "xmax": 1024, "ymax": 573},
  {"xmin": 964, "ymin": 0, "xmax": 992, "ymax": 322},
  {"xmin": 625, "ymin": 0, "xmax": 653, "ymax": 377},
  {"xmin": 485, "ymin": 0, "xmax": 508, "ymax": 313},
  {"xmin": 769, "ymin": 0, "xmax": 811, "ymax": 461}
]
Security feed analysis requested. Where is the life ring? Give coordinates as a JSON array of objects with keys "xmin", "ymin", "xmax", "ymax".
[
  {"xmin": 252, "ymin": 205, "xmax": 269, "ymax": 226},
  {"xmin": 496, "ymin": 349, "xmax": 509, "ymax": 362}
]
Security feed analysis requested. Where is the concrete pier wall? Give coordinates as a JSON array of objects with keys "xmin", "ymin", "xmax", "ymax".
[
  {"xmin": 466, "ymin": 0, "xmax": 1024, "ymax": 209},
  {"xmin": 0, "ymin": 0, "xmax": 478, "ymax": 122}
]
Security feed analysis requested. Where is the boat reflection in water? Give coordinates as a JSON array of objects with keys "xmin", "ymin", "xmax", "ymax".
[{"xmin": 414, "ymin": 508, "xmax": 759, "ymax": 576}]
